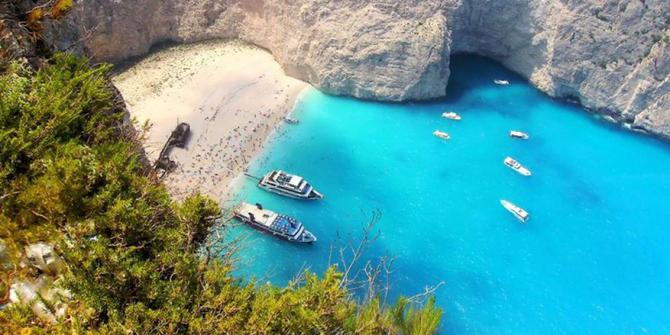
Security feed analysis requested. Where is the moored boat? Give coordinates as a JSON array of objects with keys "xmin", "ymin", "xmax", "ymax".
[
  {"xmin": 509, "ymin": 130, "xmax": 529, "ymax": 139},
  {"xmin": 433, "ymin": 130, "xmax": 450, "ymax": 140},
  {"xmin": 504, "ymin": 157, "xmax": 531, "ymax": 176},
  {"xmin": 284, "ymin": 116, "xmax": 300, "ymax": 124},
  {"xmin": 500, "ymin": 199, "xmax": 529, "ymax": 223},
  {"xmin": 233, "ymin": 202, "xmax": 317, "ymax": 243},
  {"xmin": 258, "ymin": 170, "xmax": 324, "ymax": 200},
  {"xmin": 441, "ymin": 112, "xmax": 462, "ymax": 121},
  {"xmin": 494, "ymin": 79, "xmax": 510, "ymax": 85}
]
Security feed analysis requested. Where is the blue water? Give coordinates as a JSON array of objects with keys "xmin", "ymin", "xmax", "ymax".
[{"xmin": 227, "ymin": 55, "xmax": 670, "ymax": 334}]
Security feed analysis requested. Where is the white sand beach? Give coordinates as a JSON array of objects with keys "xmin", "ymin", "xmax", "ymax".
[{"xmin": 113, "ymin": 40, "xmax": 309, "ymax": 201}]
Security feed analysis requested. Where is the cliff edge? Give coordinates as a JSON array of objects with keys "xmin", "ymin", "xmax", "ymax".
[{"xmin": 48, "ymin": 0, "xmax": 670, "ymax": 139}]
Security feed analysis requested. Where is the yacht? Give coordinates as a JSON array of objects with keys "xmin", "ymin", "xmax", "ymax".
[
  {"xmin": 441, "ymin": 112, "xmax": 461, "ymax": 121},
  {"xmin": 258, "ymin": 170, "xmax": 324, "ymax": 200},
  {"xmin": 504, "ymin": 157, "xmax": 531, "ymax": 176},
  {"xmin": 509, "ymin": 130, "xmax": 529, "ymax": 139},
  {"xmin": 494, "ymin": 79, "xmax": 510, "ymax": 85},
  {"xmin": 500, "ymin": 200, "xmax": 529, "ymax": 223},
  {"xmin": 284, "ymin": 116, "xmax": 300, "ymax": 124},
  {"xmin": 233, "ymin": 202, "xmax": 317, "ymax": 243},
  {"xmin": 433, "ymin": 130, "xmax": 450, "ymax": 140}
]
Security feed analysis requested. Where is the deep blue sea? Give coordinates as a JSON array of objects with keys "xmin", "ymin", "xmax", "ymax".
[{"xmin": 227, "ymin": 55, "xmax": 670, "ymax": 334}]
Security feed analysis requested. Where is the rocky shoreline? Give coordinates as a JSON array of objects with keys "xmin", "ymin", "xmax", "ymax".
[{"xmin": 42, "ymin": 0, "xmax": 669, "ymax": 140}]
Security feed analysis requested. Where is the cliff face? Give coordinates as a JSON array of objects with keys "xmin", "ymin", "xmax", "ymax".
[{"xmin": 49, "ymin": 0, "xmax": 670, "ymax": 139}]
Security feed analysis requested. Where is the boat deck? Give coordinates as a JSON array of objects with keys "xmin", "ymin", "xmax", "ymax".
[{"xmin": 235, "ymin": 203, "xmax": 277, "ymax": 228}]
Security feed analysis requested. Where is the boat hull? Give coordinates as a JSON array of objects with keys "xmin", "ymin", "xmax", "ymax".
[
  {"xmin": 500, "ymin": 200, "xmax": 529, "ymax": 223},
  {"xmin": 234, "ymin": 214, "xmax": 316, "ymax": 243},
  {"xmin": 504, "ymin": 157, "xmax": 532, "ymax": 176},
  {"xmin": 433, "ymin": 130, "xmax": 450, "ymax": 140},
  {"xmin": 510, "ymin": 131, "xmax": 529, "ymax": 139},
  {"xmin": 258, "ymin": 183, "xmax": 324, "ymax": 200},
  {"xmin": 441, "ymin": 112, "xmax": 461, "ymax": 121}
]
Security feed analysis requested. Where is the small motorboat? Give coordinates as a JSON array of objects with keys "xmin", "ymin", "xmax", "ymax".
[
  {"xmin": 509, "ymin": 130, "xmax": 529, "ymax": 139},
  {"xmin": 494, "ymin": 79, "xmax": 510, "ymax": 85},
  {"xmin": 500, "ymin": 200, "xmax": 529, "ymax": 223},
  {"xmin": 433, "ymin": 130, "xmax": 450, "ymax": 140},
  {"xmin": 233, "ymin": 202, "xmax": 317, "ymax": 243},
  {"xmin": 283, "ymin": 116, "xmax": 300, "ymax": 124},
  {"xmin": 258, "ymin": 170, "xmax": 324, "ymax": 200},
  {"xmin": 504, "ymin": 157, "xmax": 531, "ymax": 176},
  {"xmin": 441, "ymin": 112, "xmax": 462, "ymax": 121}
]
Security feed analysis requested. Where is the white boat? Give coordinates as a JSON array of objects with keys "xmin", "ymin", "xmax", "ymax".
[
  {"xmin": 504, "ymin": 157, "xmax": 531, "ymax": 176},
  {"xmin": 258, "ymin": 170, "xmax": 324, "ymax": 200},
  {"xmin": 441, "ymin": 112, "xmax": 461, "ymax": 121},
  {"xmin": 509, "ymin": 130, "xmax": 529, "ymax": 139},
  {"xmin": 233, "ymin": 202, "xmax": 317, "ymax": 243},
  {"xmin": 433, "ymin": 130, "xmax": 450, "ymax": 140},
  {"xmin": 283, "ymin": 116, "xmax": 300, "ymax": 124},
  {"xmin": 500, "ymin": 200, "xmax": 529, "ymax": 223},
  {"xmin": 494, "ymin": 79, "xmax": 510, "ymax": 85}
]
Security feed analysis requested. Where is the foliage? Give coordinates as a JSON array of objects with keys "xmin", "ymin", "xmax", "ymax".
[
  {"xmin": 25, "ymin": 0, "xmax": 74, "ymax": 33},
  {"xmin": 0, "ymin": 54, "xmax": 443, "ymax": 334}
]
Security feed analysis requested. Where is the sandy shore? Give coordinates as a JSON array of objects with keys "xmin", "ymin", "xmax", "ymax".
[{"xmin": 113, "ymin": 40, "xmax": 309, "ymax": 202}]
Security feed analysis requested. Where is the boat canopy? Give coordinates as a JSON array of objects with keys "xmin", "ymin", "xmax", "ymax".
[
  {"xmin": 271, "ymin": 171, "xmax": 307, "ymax": 191},
  {"xmin": 288, "ymin": 176, "xmax": 302, "ymax": 187}
]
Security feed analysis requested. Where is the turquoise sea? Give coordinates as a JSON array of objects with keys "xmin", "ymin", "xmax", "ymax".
[{"xmin": 227, "ymin": 55, "xmax": 670, "ymax": 334}]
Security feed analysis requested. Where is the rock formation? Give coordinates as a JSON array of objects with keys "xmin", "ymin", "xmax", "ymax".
[{"xmin": 47, "ymin": 0, "xmax": 670, "ymax": 139}]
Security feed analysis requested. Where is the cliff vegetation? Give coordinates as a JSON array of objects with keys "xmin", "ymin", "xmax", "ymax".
[{"xmin": 0, "ymin": 43, "xmax": 442, "ymax": 335}]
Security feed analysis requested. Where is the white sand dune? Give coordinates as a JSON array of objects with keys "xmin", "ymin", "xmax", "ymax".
[{"xmin": 113, "ymin": 40, "xmax": 309, "ymax": 202}]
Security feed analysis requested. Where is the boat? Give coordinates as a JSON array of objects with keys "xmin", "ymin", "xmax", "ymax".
[
  {"xmin": 284, "ymin": 116, "xmax": 300, "ymax": 124},
  {"xmin": 494, "ymin": 79, "xmax": 510, "ymax": 85},
  {"xmin": 441, "ymin": 112, "xmax": 461, "ymax": 121},
  {"xmin": 500, "ymin": 199, "xmax": 529, "ymax": 223},
  {"xmin": 258, "ymin": 170, "xmax": 324, "ymax": 200},
  {"xmin": 509, "ymin": 130, "xmax": 529, "ymax": 139},
  {"xmin": 233, "ymin": 202, "xmax": 317, "ymax": 243},
  {"xmin": 504, "ymin": 157, "xmax": 531, "ymax": 176},
  {"xmin": 433, "ymin": 130, "xmax": 450, "ymax": 140}
]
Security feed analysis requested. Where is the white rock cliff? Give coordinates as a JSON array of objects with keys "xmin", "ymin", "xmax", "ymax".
[{"xmin": 50, "ymin": 0, "xmax": 670, "ymax": 139}]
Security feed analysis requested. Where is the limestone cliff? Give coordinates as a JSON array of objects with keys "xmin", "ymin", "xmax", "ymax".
[{"xmin": 48, "ymin": 0, "xmax": 670, "ymax": 139}]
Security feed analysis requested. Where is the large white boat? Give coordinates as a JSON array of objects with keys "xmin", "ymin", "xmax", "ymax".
[
  {"xmin": 441, "ymin": 112, "xmax": 462, "ymax": 121},
  {"xmin": 509, "ymin": 130, "xmax": 529, "ymax": 139},
  {"xmin": 504, "ymin": 157, "xmax": 531, "ymax": 176},
  {"xmin": 494, "ymin": 79, "xmax": 510, "ymax": 85},
  {"xmin": 258, "ymin": 170, "xmax": 324, "ymax": 200},
  {"xmin": 500, "ymin": 200, "xmax": 529, "ymax": 223},
  {"xmin": 233, "ymin": 202, "xmax": 317, "ymax": 243},
  {"xmin": 433, "ymin": 130, "xmax": 450, "ymax": 140}
]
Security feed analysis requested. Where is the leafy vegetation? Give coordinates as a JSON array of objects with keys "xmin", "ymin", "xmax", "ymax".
[
  {"xmin": 0, "ymin": 54, "xmax": 443, "ymax": 334},
  {"xmin": 24, "ymin": 0, "xmax": 74, "ymax": 32}
]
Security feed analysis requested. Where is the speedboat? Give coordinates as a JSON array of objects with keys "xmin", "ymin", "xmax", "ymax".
[
  {"xmin": 509, "ymin": 130, "xmax": 529, "ymax": 139},
  {"xmin": 441, "ymin": 112, "xmax": 461, "ymax": 121},
  {"xmin": 433, "ymin": 130, "xmax": 450, "ymax": 140},
  {"xmin": 233, "ymin": 202, "xmax": 317, "ymax": 243},
  {"xmin": 500, "ymin": 200, "xmax": 529, "ymax": 223},
  {"xmin": 258, "ymin": 170, "xmax": 324, "ymax": 200},
  {"xmin": 283, "ymin": 116, "xmax": 300, "ymax": 124},
  {"xmin": 494, "ymin": 79, "xmax": 510, "ymax": 85},
  {"xmin": 504, "ymin": 157, "xmax": 531, "ymax": 176}
]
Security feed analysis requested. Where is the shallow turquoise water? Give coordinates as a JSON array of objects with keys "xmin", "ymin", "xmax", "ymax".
[{"xmin": 228, "ymin": 55, "xmax": 670, "ymax": 334}]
